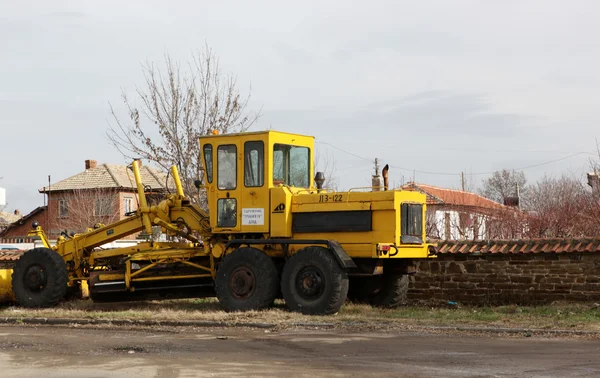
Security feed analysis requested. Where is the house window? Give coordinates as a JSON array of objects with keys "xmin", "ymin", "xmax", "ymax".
[
  {"xmin": 124, "ymin": 197, "xmax": 134, "ymax": 215},
  {"xmin": 95, "ymin": 197, "xmax": 113, "ymax": 216},
  {"xmin": 58, "ymin": 200, "xmax": 69, "ymax": 218}
]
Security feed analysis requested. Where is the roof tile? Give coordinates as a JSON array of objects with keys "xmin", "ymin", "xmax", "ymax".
[
  {"xmin": 39, "ymin": 163, "xmax": 173, "ymax": 192},
  {"xmin": 401, "ymin": 183, "xmax": 506, "ymax": 211},
  {"xmin": 434, "ymin": 238, "xmax": 600, "ymax": 255}
]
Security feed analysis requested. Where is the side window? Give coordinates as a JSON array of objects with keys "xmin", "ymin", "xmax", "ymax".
[
  {"xmin": 273, "ymin": 148, "xmax": 285, "ymax": 185},
  {"xmin": 244, "ymin": 141, "xmax": 264, "ymax": 187},
  {"xmin": 217, "ymin": 198, "xmax": 237, "ymax": 227},
  {"xmin": 289, "ymin": 146, "xmax": 309, "ymax": 188},
  {"xmin": 217, "ymin": 145, "xmax": 237, "ymax": 190},
  {"xmin": 203, "ymin": 144, "xmax": 213, "ymax": 183},
  {"xmin": 273, "ymin": 144, "xmax": 309, "ymax": 187},
  {"xmin": 58, "ymin": 199, "xmax": 69, "ymax": 218}
]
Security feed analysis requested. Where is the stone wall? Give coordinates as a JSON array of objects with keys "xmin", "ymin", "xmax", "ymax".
[{"xmin": 408, "ymin": 253, "xmax": 600, "ymax": 305}]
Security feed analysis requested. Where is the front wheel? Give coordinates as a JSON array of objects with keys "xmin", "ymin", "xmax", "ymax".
[
  {"xmin": 11, "ymin": 248, "xmax": 68, "ymax": 308},
  {"xmin": 281, "ymin": 247, "xmax": 348, "ymax": 315},
  {"xmin": 215, "ymin": 247, "xmax": 279, "ymax": 312}
]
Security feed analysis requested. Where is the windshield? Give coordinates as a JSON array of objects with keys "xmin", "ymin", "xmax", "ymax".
[{"xmin": 273, "ymin": 144, "xmax": 310, "ymax": 187}]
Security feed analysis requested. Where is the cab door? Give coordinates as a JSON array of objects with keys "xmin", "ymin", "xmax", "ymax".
[
  {"xmin": 240, "ymin": 140, "xmax": 269, "ymax": 233},
  {"xmin": 214, "ymin": 142, "xmax": 241, "ymax": 232}
]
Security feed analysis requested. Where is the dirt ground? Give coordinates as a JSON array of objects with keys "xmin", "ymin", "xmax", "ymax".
[{"xmin": 1, "ymin": 324, "xmax": 600, "ymax": 377}]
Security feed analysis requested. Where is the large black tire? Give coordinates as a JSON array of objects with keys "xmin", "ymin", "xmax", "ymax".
[
  {"xmin": 215, "ymin": 247, "xmax": 279, "ymax": 312},
  {"xmin": 281, "ymin": 246, "xmax": 349, "ymax": 315},
  {"xmin": 348, "ymin": 274, "xmax": 409, "ymax": 308},
  {"xmin": 11, "ymin": 248, "xmax": 68, "ymax": 308}
]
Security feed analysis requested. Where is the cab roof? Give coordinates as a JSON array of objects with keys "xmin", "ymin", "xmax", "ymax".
[{"xmin": 200, "ymin": 130, "xmax": 315, "ymax": 140}]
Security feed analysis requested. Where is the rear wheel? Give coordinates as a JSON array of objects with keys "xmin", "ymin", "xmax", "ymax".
[
  {"xmin": 11, "ymin": 248, "xmax": 68, "ymax": 308},
  {"xmin": 348, "ymin": 274, "xmax": 409, "ymax": 308},
  {"xmin": 281, "ymin": 246, "xmax": 348, "ymax": 315},
  {"xmin": 215, "ymin": 247, "xmax": 279, "ymax": 312}
]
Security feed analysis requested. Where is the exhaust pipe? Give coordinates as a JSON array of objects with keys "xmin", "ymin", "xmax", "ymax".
[{"xmin": 382, "ymin": 164, "xmax": 389, "ymax": 191}]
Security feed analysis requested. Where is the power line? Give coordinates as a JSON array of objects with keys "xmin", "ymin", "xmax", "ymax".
[
  {"xmin": 316, "ymin": 142, "xmax": 372, "ymax": 162},
  {"xmin": 317, "ymin": 141, "xmax": 593, "ymax": 177}
]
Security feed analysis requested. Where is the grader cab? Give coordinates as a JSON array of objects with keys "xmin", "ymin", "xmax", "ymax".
[{"xmin": 8, "ymin": 130, "xmax": 435, "ymax": 315}]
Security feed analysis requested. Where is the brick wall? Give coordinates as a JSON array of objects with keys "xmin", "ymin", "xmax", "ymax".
[{"xmin": 409, "ymin": 253, "xmax": 600, "ymax": 305}]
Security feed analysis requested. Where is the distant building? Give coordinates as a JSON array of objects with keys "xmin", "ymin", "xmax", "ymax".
[
  {"xmin": 1, "ymin": 159, "xmax": 172, "ymax": 242},
  {"xmin": 401, "ymin": 183, "xmax": 515, "ymax": 240},
  {"xmin": 0, "ymin": 207, "xmax": 45, "ymax": 244},
  {"xmin": 0, "ymin": 209, "xmax": 23, "ymax": 235}
]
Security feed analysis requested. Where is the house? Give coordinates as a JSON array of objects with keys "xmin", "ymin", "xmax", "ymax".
[
  {"xmin": 0, "ymin": 210, "xmax": 22, "ymax": 232},
  {"xmin": 401, "ymin": 182, "xmax": 515, "ymax": 240},
  {"xmin": 30, "ymin": 159, "xmax": 170, "ymax": 239},
  {"xmin": 0, "ymin": 210, "xmax": 23, "ymax": 235},
  {"xmin": 0, "ymin": 206, "xmax": 46, "ymax": 244}
]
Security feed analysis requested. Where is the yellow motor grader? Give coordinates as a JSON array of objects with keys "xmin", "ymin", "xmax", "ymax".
[{"xmin": 3, "ymin": 130, "xmax": 435, "ymax": 315}]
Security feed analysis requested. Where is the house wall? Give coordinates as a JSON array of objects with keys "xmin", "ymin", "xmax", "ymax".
[
  {"xmin": 409, "ymin": 253, "xmax": 600, "ymax": 305},
  {"xmin": 427, "ymin": 206, "xmax": 488, "ymax": 241},
  {"xmin": 46, "ymin": 189, "xmax": 140, "ymax": 238}
]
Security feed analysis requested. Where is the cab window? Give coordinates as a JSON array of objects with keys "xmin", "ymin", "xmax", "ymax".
[
  {"xmin": 401, "ymin": 203, "xmax": 424, "ymax": 244},
  {"xmin": 203, "ymin": 144, "xmax": 213, "ymax": 183},
  {"xmin": 273, "ymin": 144, "xmax": 310, "ymax": 187},
  {"xmin": 217, "ymin": 198, "xmax": 237, "ymax": 227},
  {"xmin": 217, "ymin": 145, "xmax": 237, "ymax": 190},
  {"xmin": 244, "ymin": 141, "xmax": 264, "ymax": 187}
]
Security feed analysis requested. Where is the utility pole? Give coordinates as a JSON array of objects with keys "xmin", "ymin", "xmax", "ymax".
[
  {"xmin": 461, "ymin": 171, "xmax": 465, "ymax": 191},
  {"xmin": 516, "ymin": 182, "xmax": 521, "ymax": 210}
]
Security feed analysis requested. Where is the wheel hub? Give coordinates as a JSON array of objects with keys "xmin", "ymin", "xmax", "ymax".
[
  {"xmin": 24, "ymin": 265, "xmax": 47, "ymax": 292},
  {"xmin": 295, "ymin": 267, "xmax": 325, "ymax": 300},
  {"xmin": 229, "ymin": 266, "xmax": 256, "ymax": 299}
]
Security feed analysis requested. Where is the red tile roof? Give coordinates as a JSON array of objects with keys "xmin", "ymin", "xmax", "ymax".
[
  {"xmin": 0, "ymin": 250, "xmax": 24, "ymax": 268},
  {"xmin": 435, "ymin": 238, "xmax": 600, "ymax": 254},
  {"xmin": 402, "ymin": 183, "xmax": 505, "ymax": 211},
  {"xmin": 39, "ymin": 164, "xmax": 172, "ymax": 193}
]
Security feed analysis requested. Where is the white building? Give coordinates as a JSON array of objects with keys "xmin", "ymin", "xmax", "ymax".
[{"xmin": 401, "ymin": 183, "xmax": 511, "ymax": 241}]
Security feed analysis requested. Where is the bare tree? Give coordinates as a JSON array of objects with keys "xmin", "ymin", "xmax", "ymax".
[
  {"xmin": 108, "ymin": 43, "xmax": 260, "ymax": 205},
  {"xmin": 314, "ymin": 148, "xmax": 339, "ymax": 191},
  {"xmin": 480, "ymin": 169, "xmax": 527, "ymax": 204},
  {"xmin": 425, "ymin": 210, "xmax": 442, "ymax": 240},
  {"xmin": 524, "ymin": 175, "xmax": 598, "ymax": 238},
  {"xmin": 56, "ymin": 189, "xmax": 121, "ymax": 235}
]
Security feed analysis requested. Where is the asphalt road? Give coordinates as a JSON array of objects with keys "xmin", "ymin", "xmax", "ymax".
[{"xmin": 1, "ymin": 325, "xmax": 599, "ymax": 377}]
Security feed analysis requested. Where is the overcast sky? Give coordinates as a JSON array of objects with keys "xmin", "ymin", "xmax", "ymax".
[{"xmin": 1, "ymin": 0, "xmax": 598, "ymax": 214}]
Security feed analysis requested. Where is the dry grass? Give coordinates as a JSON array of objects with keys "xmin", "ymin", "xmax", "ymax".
[{"xmin": 3, "ymin": 299, "xmax": 600, "ymax": 331}]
